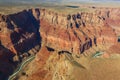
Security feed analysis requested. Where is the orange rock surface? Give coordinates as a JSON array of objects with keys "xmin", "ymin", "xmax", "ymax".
[{"xmin": 0, "ymin": 7, "xmax": 119, "ymax": 80}]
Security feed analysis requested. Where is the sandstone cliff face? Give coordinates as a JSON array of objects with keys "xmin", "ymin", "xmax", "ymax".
[
  {"xmin": 0, "ymin": 8, "xmax": 41, "ymax": 58},
  {"xmin": 18, "ymin": 8, "xmax": 118, "ymax": 80},
  {"xmin": 39, "ymin": 8, "xmax": 117, "ymax": 55},
  {"xmin": 0, "ymin": 9, "xmax": 41, "ymax": 79},
  {"xmin": 99, "ymin": 8, "xmax": 120, "ymax": 36},
  {"xmin": 0, "ymin": 7, "xmax": 119, "ymax": 80}
]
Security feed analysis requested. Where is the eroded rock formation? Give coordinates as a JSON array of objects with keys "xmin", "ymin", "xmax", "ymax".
[
  {"xmin": 0, "ymin": 8, "xmax": 41, "ymax": 79},
  {"xmin": 0, "ymin": 7, "xmax": 119, "ymax": 80},
  {"xmin": 39, "ymin": 8, "xmax": 117, "ymax": 55}
]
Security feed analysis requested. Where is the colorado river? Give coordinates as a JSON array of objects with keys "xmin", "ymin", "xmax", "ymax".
[
  {"xmin": 8, "ymin": 55, "xmax": 35, "ymax": 80},
  {"xmin": 93, "ymin": 51, "xmax": 104, "ymax": 58}
]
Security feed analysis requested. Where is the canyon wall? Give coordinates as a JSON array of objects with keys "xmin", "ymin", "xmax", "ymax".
[
  {"xmin": 0, "ymin": 9, "xmax": 41, "ymax": 56},
  {"xmin": 39, "ymin": 8, "xmax": 117, "ymax": 55},
  {"xmin": 0, "ymin": 9, "xmax": 41, "ymax": 79},
  {"xmin": 0, "ymin": 7, "xmax": 119, "ymax": 79},
  {"xmin": 26, "ymin": 8, "xmax": 119, "ymax": 80}
]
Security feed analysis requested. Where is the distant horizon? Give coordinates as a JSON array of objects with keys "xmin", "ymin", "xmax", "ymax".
[
  {"xmin": 0, "ymin": 0, "xmax": 120, "ymax": 4},
  {"xmin": 0, "ymin": 0, "xmax": 120, "ymax": 7}
]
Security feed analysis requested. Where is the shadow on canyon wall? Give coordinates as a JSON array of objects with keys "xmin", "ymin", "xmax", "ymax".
[
  {"xmin": 0, "ymin": 9, "xmax": 42, "ymax": 80},
  {"xmin": 0, "ymin": 44, "xmax": 15, "ymax": 80},
  {"xmin": 9, "ymin": 9, "xmax": 41, "ymax": 53}
]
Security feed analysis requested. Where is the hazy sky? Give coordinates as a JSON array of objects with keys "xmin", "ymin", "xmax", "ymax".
[{"xmin": 0, "ymin": 0, "xmax": 120, "ymax": 4}]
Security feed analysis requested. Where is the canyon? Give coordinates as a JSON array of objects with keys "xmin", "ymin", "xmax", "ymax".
[{"xmin": 0, "ymin": 6, "xmax": 120, "ymax": 80}]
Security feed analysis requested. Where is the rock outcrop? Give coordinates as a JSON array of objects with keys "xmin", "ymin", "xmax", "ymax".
[
  {"xmin": 9, "ymin": 8, "xmax": 118, "ymax": 80},
  {"xmin": 39, "ymin": 8, "xmax": 117, "ymax": 55},
  {"xmin": 0, "ymin": 7, "xmax": 119, "ymax": 80},
  {"xmin": 0, "ymin": 8, "xmax": 41, "ymax": 57},
  {"xmin": 0, "ymin": 8, "xmax": 41, "ymax": 79}
]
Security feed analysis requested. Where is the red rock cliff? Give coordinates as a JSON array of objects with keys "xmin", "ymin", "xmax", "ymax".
[
  {"xmin": 39, "ymin": 8, "xmax": 117, "ymax": 55},
  {"xmin": 0, "ymin": 9, "xmax": 41, "ymax": 56},
  {"xmin": 0, "ymin": 8, "xmax": 118, "ymax": 79},
  {"xmin": 0, "ymin": 9, "xmax": 41, "ymax": 79}
]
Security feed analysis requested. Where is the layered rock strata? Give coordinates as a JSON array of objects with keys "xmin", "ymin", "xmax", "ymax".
[
  {"xmin": 39, "ymin": 8, "xmax": 117, "ymax": 55},
  {"xmin": 0, "ymin": 9, "xmax": 41, "ymax": 79},
  {"xmin": 0, "ymin": 7, "xmax": 119, "ymax": 80}
]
